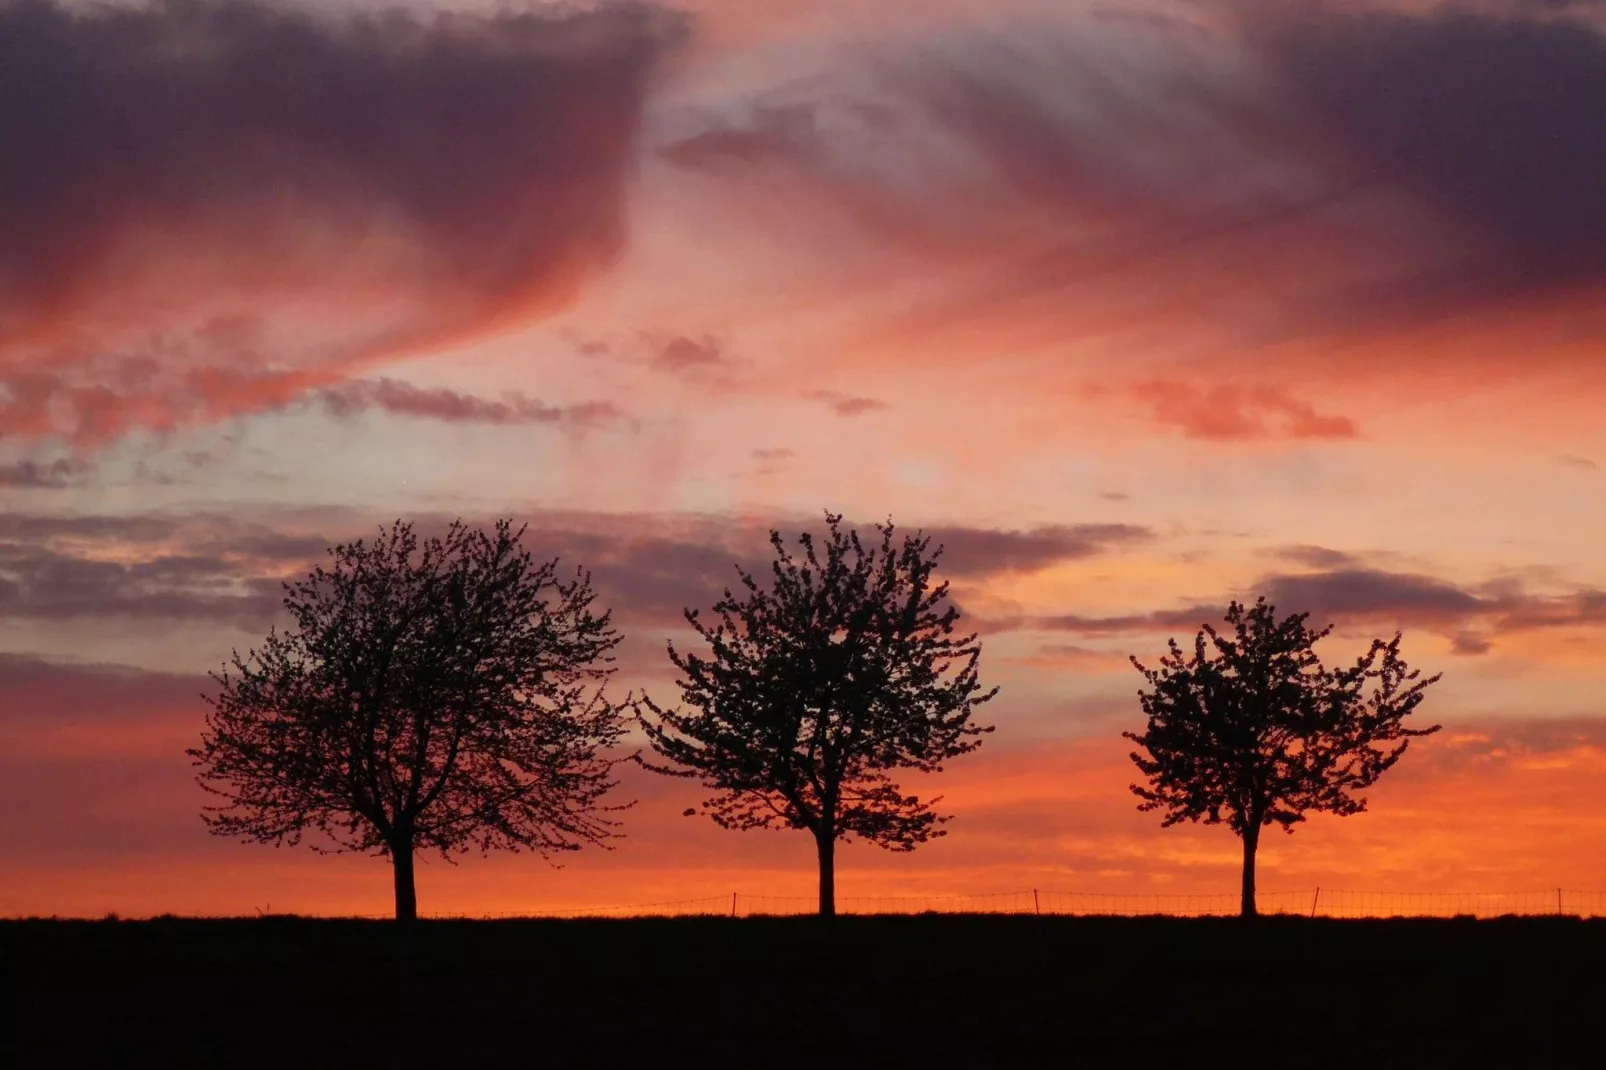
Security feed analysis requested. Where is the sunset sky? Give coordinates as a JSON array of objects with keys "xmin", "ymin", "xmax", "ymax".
[{"xmin": 3, "ymin": 0, "xmax": 1606, "ymax": 917}]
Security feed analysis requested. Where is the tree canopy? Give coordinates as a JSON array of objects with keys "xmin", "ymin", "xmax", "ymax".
[
  {"xmin": 1125, "ymin": 598, "xmax": 1441, "ymax": 916},
  {"xmin": 190, "ymin": 519, "xmax": 626, "ymax": 920},
  {"xmin": 636, "ymin": 512, "xmax": 997, "ymax": 915}
]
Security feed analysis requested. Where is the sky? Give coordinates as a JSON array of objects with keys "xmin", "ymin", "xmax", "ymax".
[{"xmin": 3, "ymin": 0, "xmax": 1606, "ymax": 917}]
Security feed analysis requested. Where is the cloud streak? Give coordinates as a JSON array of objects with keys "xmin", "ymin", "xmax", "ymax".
[
  {"xmin": 653, "ymin": 335, "xmax": 728, "ymax": 373},
  {"xmin": 5, "ymin": 510, "xmax": 1589, "ymax": 663},
  {"xmin": 1026, "ymin": 566, "xmax": 1606, "ymax": 654},
  {"xmin": 0, "ymin": 509, "xmax": 1155, "ymax": 631},
  {"xmin": 315, "ymin": 379, "xmax": 625, "ymax": 429},
  {"xmin": 803, "ymin": 390, "xmax": 889, "ymax": 416},
  {"xmin": 0, "ymin": 458, "xmax": 87, "ymax": 489},
  {"xmin": 0, "ymin": 542, "xmax": 289, "ymax": 626},
  {"xmin": 930, "ymin": 523, "xmax": 1153, "ymax": 577}
]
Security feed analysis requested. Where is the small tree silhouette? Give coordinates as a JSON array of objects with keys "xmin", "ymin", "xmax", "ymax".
[
  {"xmin": 189, "ymin": 519, "xmax": 626, "ymax": 921},
  {"xmin": 1125, "ymin": 598, "xmax": 1441, "ymax": 917},
  {"xmin": 635, "ymin": 512, "xmax": 997, "ymax": 916}
]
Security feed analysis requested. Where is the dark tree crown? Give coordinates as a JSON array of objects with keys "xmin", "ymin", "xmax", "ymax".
[
  {"xmin": 189, "ymin": 519, "xmax": 628, "ymax": 861},
  {"xmin": 1124, "ymin": 597, "xmax": 1441, "ymax": 837},
  {"xmin": 636, "ymin": 511, "xmax": 997, "ymax": 850}
]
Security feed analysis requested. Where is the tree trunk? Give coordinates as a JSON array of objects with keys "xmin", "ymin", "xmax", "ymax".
[
  {"xmin": 1239, "ymin": 823, "xmax": 1260, "ymax": 919},
  {"xmin": 816, "ymin": 832, "xmax": 836, "ymax": 918},
  {"xmin": 392, "ymin": 844, "xmax": 418, "ymax": 923}
]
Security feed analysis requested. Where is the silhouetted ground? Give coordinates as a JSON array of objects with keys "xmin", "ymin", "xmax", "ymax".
[{"xmin": 3, "ymin": 914, "xmax": 1598, "ymax": 1066}]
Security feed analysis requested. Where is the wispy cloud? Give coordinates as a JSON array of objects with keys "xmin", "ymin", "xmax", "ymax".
[
  {"xmin": 0, "ymin": 509, "xmax": 1159, "ymax": 632},
  {"xmin": 803, "ymin": 389, "xmax": 889, "ymax": 417},
  {"xmin": 0, "ymin": 457, "xmax": 87, "ymax": 489},
  {"xmin": 1271, "ymin": 545, "xmax": 1364, "ymax": 570},
  {"xmin": 315, "ymin": 379, "xmax": 624, "ymax": 429},
  {"xmin": 931, "ymin": 523, "xmax": 1153, "ymax": 577},
  {"xmin": 659, "ymin": 3, "xmax": 1606, "ymax": 363},
  {"xmin": 653, "ymin": 335, "xmax": 728, "ymax": 373}
]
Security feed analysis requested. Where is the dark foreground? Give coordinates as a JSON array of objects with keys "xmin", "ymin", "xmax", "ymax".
[{"xmin": 4, "ymin": 914, "xmax": 1601, "ymax": 1067}]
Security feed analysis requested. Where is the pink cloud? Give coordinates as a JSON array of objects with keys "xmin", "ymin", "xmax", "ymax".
[
  {"xmin": 0, "ymin": 1, "xmax": 687, "ymax": 444},
  {"xmin": 1133, "ymin": 381, "xmax": 1358, "ymax": 441}
]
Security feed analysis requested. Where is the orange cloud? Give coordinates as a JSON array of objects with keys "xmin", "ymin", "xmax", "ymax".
[{"xmin": 1131, "ymin": 380, "xmax": 1358, "ymax": 441}]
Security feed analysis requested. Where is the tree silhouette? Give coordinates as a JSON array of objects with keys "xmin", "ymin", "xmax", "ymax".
[
  {"xmin": 635, "ymin": 512, "xmax": 997, "ymax": 916},
  {"xmin": 1125, "ymin": 598, "xmax": 1441, "ymax": 917},
  {"xmin": 190, "ymin": 519, "xmax": 626, "ymax": 921}
]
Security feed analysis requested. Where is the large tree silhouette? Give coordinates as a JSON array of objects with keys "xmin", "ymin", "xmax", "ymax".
[
  {"xmin": 1125, "ymin": 598, "xmax": 1441, "ymax": 917},
  {"xmin": 636, "ymin": 513, "xmax": 997, "ymax": 916},
  {"xmin": 190, "ymin": 519, "xmax": 626, "ymax": 921}
]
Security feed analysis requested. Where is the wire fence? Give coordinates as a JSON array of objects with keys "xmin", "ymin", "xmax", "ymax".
[{"xmin": 411, "ymin": 887, "xmax": 1606, "ymax": 921}]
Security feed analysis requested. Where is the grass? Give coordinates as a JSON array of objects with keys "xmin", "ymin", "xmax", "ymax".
[{"xmin": 3, "ymin": 914, "xmax": 1599, "ymax": 1066}]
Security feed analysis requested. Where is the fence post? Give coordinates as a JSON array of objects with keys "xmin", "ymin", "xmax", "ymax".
[
  {"xmin": 1033, "ymin": 889, "xmax": 1040, "ymax": 915},
  {"xmin": 1310, "ymin": 887, "xmax": 1320, "ymax": 919},
  {"xmin": 731, "ymin": 892, "xmax": 738, "ymax": 918}
]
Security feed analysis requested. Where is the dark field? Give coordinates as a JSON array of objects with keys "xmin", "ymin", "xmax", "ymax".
[{"xmin": 4, "ymin": 914, "xmax": 1601, "ymax": 1067}]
